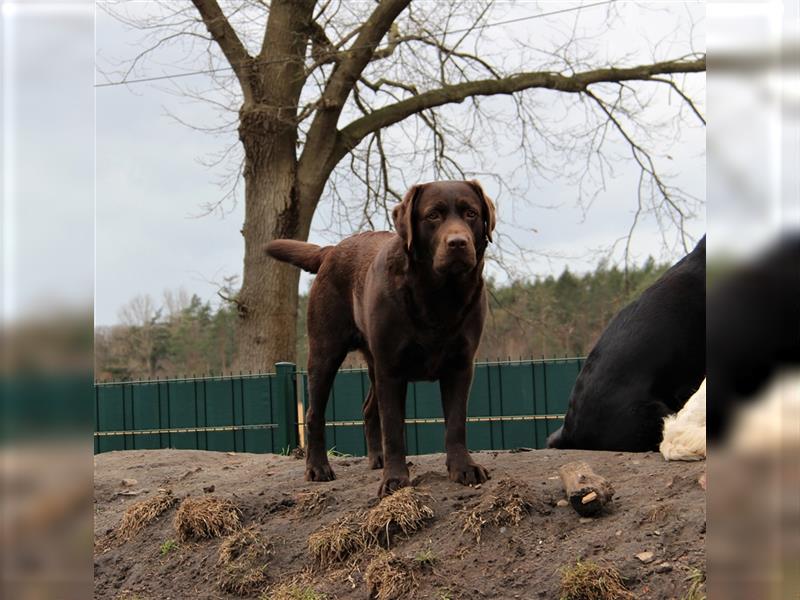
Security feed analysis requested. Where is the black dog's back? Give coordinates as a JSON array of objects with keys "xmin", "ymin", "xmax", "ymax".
[
  {"xmin": 707, "ymin": 234, "xmax": 800, "ymax": 439},
  {"xmin": 549, "ymin": 237, "xmax": 706, "ymax": 451}
]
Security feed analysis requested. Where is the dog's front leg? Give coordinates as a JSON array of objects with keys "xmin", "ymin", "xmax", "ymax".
[
  {"xmin": 441, "ymin": 366, "xmax": 490, "ymax": 485},
  {"xmin": 375, "ymin": 370, "xmax": 410, "ymax": 497}
]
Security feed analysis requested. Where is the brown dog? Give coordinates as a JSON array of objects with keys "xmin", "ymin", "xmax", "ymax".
[{"xmin": 266, "ymin": 180, "xmax": 496, "ymax": 496}]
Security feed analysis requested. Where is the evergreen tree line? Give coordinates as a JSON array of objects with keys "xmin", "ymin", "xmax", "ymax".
[{"xmin": 95, "ymin": 259, "xmax": 669, "ymax": 381}]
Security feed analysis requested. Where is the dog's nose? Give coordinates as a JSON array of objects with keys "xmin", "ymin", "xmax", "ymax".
[{"xmin": 446, "ymin": 234, "xmax": 468, "ymax": 250}]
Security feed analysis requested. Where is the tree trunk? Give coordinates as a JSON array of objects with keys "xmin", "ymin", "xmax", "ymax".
[{"xmin": 233, "ymin": 127, "xmax": 313, "ymax": 371}]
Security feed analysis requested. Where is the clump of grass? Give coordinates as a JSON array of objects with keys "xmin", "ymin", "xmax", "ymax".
[
  {"xmin": 365, "ymin": 551, "xmax": 418, "ymax": 600},
  {"xmin": 174, "ymin": 496, "xmax": 242, "ymax": 542},
  {"xmin": 558, "ymin": 560, "xmax": 634, "ymax": 600},
  {"xmin": 116, "ymin": 491, "xmax": 178, "ymax": 542},
  {"xmin": 307, "ymin": 487, "xmax": 435, "ymax": 567},
  {"xmin": 414, "ymin": 548, "xmax": 437, "ymax": 567},
  {"xmin": 307, "ymin": 512, "xmax": 367, "ymax": 567},
  {"xmin": 217, "ymin": 525, "xmax": 273, "ymax": 596},
  {"xmin": 294, "ymin": 490, "xmax": 332, "ymax": 517},
  {"xmin": 461, "ymin": 478, "xmax": 545, "ymax": 542},
  {"xmin": 263, "ymin": 580, "xmax": 327, "ymax": 600},
  {"xmin": 159, "ymin": 539, "xmax": 178, "ymax": 555},
  {"xmin": 363, "ymin": 487, "xmax": 435, "ymax": 547},
  {"xmin": 681, "ymin": 568, "xmax": 706, "ymax": 600},
  {"xmin": 326, "ymin": 447, "xmax": 351, "ymax": 458}
]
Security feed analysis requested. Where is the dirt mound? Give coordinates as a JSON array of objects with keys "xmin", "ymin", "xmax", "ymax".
[
  {"xmin": 461, "ymin": 477, "xmax": 549, "ymax": 542},
  {"xmin": 94, "ymin": 448, "xmax": 706, "ymax": 599}
]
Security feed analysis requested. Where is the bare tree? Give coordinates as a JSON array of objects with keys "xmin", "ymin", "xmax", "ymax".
[
  {"xmin": 117, "ymin": 294, "xmax": 164, "ymax": 377},
  {"xmin": 99, "ymin": 1, "xmax": 705, "ymax": 370}
]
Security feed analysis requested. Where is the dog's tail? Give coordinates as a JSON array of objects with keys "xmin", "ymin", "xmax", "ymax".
[
  {"xmin": 546, "ymin": 425, "xmax": 568, "ymax": 449},
  {"xmin": 265, "ymin": 239, "xmax": 332, "ymax": 274}
]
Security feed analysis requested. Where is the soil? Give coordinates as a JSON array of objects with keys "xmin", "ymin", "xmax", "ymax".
[{"xmin": 94, "ymin": 448, "xmax": 706, "ymax": 599}]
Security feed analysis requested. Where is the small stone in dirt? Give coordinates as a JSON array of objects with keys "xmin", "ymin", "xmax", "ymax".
[
  {"xmin": 499, "ymin": 526, "xmax": 507, "ymax": 534},
  {"xmin": 474, "ymin": 484, "xmax": 482, "ymax": 489},
  {"xmin": 579, "ymin": 517, "xmax": 594, "ymax": 524},
  {"xmin": 635, "ymin": 551, "xmax": 654, "ymax": 563},
  {"xmin": 203, "ymin": 485, "xmax": 215, "ymax": 494},
  {"xmin": 698, "ymin": 473, "xmax": 707, "ymax": 490},
  {"xmin": 615, "ymin": 530, "xmax": 622, "ymax": 536},
  {"xmin": 655, "ymin": 562, "xmax": 672, "ymax": 573},
  {"xmin": 121, "ymin": 478, "xmax": 137, "ymax": 487},
  {"xmin": 557, "ymin": 499, "xmax": 569, "ymax": 507}
]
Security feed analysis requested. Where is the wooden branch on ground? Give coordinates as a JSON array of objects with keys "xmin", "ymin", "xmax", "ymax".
[{"xmin": 558, "ymin": 461, "xmax": 615, "ymax": 517}]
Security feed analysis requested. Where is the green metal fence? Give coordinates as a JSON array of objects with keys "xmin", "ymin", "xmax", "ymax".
[
  {"xmin": 94, "ymin": 363, "xmax": 297, "ymax": 455},
  {"xmin": 94, "ymin": 358, "xmax": 584, "ymax": 456},
  {"xmin": 298, "ymin": 358, "xmax": 584, "ymax": 456}
]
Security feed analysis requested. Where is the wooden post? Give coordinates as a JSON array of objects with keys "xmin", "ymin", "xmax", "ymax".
[
  {"xmin": 274, "ymin": 362, "xmax": 299, "ymax": 452},
  {"xmin": 558, "ymin": 461, "xmax": 615, "ymax": 517}
]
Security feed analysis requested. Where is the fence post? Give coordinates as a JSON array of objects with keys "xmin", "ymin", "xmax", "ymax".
[{"xmin": 274, "ymin": 362, "xmax": 298, "ymax": 452}]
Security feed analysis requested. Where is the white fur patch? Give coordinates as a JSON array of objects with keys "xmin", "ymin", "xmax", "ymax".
[
  {"xmin": 729, "ymin": 370, "xmax": 800, "ymax": 452},
  {"xmin": 660, "ymin": 379, "xmax": 706, "ymax": 461}
]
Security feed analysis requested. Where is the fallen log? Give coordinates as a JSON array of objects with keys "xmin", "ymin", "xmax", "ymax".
[{"xmin": 558, "ymin": 461, "xmax": 615, "ymax": 517}]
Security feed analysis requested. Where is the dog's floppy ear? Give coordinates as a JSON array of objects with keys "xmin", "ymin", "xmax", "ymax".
[
  {"xmin": 467, "ymin": 180, "xmax": 496, "ymax": 243},
  {"xmin": 393, "ymin": 184, "xmax": 424, "ymax": 252}
]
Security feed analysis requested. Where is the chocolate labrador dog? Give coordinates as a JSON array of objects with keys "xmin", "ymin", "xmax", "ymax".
[{"xmin": 266, "ymin": 180, "xmax": 496, "ymax": 496}]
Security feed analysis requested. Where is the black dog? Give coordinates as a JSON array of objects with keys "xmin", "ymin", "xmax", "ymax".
[
  {"xmin": 548, "ymin": 236, "xmax": 706, "ymax": 452},
  {"xmin": 707, "ymin": 233, "xmax": 800, "ymax": 439}
]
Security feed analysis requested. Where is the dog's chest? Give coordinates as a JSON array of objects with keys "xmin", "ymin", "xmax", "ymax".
[{"xmin": 395, "ymin": 338, "xmax": 467, "ymax": 381}]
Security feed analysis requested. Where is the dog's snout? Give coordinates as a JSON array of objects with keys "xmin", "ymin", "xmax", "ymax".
[{"xmin": 446, "ymin": 234, "xmax": 469, "ymax": 250}]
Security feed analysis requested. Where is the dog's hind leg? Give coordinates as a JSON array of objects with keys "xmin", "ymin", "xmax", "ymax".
[
  {"xmin": 305, "ymin": 341, "xmax": 347, "ymax": 481},
  {"xmin": 304, "ymin": 282, "xmax": 353, "ymax": 482},
  {"xmin": 362, "ymin": 360, "xmax": 383, "ymax": 469}
]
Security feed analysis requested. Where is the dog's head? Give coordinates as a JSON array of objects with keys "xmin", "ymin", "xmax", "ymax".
[{"xmin": 393, "ymin": 180, "xmax": 496, "ymax": 275}]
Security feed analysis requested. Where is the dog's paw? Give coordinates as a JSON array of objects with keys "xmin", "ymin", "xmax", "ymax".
[
  {"xmin": 367, "ymin": 453, "xmax": 384, "ymax": 470},
  {"xmin": 305, "ymin": 461, "xmax": 336, "ymax": 482},
  {"xmin": 448, "ymin": 460, "xmax": 490, "ymax": 486},
  {"xmin": 377, "ymin": 474, "xmax": 411, "ymax": 497}
]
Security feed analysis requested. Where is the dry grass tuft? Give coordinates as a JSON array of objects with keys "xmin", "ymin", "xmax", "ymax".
[
  {"xmin": 559, "ymin": 560, "xmax": 635, "ymax": 600},
  {"xmin": 307, "ymin": 486, "xmax": 435, "ymax": 567},
  {"xmin": 216, "ymin": 525, "xmax": 273, "ymax": 596},
  {"xmin": 681, "ymin": 568, "xmax": 706, "ymax": 600},
  {"xmin": 363, "ymin": 487, "xmax": 435, "ymax": 547},
  {"xmin": 264, "ymin": 579, "xmax": 327, "ymax": 600},
  {"xmin": 174, "ymin": 496, "xmax": 242, "ymax": 542},
  {"xmin": 461, "ymin": 478, "xmax": 543, "ymax": 542},
  {"xmin": 294, "ymin": 490, "xmax": 332, "ymax": 517},
  {"xmin": 365, "ymin": 551, "xmax": 418, "ymax": 600},
  {"xmin": 307, "ymin": 512, "xmax": 367, "ymax": 567},
  {"xmin": 115, "ymin": 491, "xmax": 178, "ymax": 542}
]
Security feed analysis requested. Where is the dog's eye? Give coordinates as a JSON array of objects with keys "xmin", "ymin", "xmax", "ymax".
[
  {"xmin": 426, "ymin": 211, "xmax": 441, "ymax": 221},
  {"xmin": 465, "ymin": 209, "xmax": 479, "ymax": 219}
]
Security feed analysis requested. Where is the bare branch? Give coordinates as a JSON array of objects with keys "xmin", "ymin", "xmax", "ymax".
[
  {"xmin": 299, "ymin": 0, "xmax": 411, "ymax": 194},
  {"xmin": 190, "ymin": 0, "xmax": 254, "ymax": 102},
  {"xmin": 335, "ymin": 56, "xmax": 706, "ymax": 164}
]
